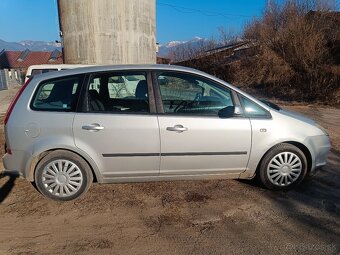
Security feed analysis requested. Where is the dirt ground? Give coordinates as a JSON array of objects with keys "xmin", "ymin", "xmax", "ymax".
[{"xmin": 0, "ymin": 102, "xmax": 339, "ymax": 255}]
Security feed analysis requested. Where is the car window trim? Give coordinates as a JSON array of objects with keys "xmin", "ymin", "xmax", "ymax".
[
  {"xmin": 146, "ymin": 71, "xmax": 157, "ymax": 114},
  {"xmin": 77, "ymin": 73, "xmax": 90, "ymax": 112},
  {"xmin": 77, "ymin": 70, "xmax": 157, "ymax": 114},
  {"xmin": 151, "ymin": 71, "xmax": 165, "ymax": 113}
]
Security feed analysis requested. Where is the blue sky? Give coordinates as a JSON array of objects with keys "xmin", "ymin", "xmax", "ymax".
[
  {"xmin": 157, "ymin": 1, "xmax": 265, "ymax": 43},
  {"xmin": 0, "ymin": 0, "xmax": 265, "ymax": 43}
]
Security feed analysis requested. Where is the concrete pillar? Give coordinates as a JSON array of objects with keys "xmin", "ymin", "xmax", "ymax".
[{"xmin": 58, "ymin": 0, "xmax": 156, "ymax": 65}]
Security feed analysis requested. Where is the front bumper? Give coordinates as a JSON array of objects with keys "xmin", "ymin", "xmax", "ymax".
[{"xmin": 306, "ymin": 135, "xmax": 331, "ymax": 173}]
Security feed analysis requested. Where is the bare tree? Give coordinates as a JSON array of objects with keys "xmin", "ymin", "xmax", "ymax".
[
  {"xmin": 168, "ymin": 39, "xmax": 217, "ymax": 63},
  {"xmin": 217, "ymin": 27, "xmax": 239, "ymax": 45}
]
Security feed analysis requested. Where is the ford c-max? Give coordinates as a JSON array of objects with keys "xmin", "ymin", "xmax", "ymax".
[{"xmin": 2, "ymin": 65, "xmax": 330, "ymax": 201}]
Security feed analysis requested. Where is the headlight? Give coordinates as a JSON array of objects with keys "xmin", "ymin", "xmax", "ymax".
[{"xmin": 316, "ymin": 123, "xmax": 329, "ymax": 136}]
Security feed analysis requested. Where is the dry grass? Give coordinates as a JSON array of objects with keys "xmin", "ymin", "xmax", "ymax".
[
  {"xmin": 172, "ymin": 0, "xmax": 340, "ymax": 105},
  {"xmin": 240, "ymin": 0, "xmax": 340, "ymax": 104}
]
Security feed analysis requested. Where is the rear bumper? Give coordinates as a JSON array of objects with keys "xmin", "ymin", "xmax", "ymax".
[
  {"xmin": 2, "ymin": 150, "xmax": 31, "ymax": 178},
  {"xmin": 1, "ymin": 169, "xmax": 23, "ymax": 177}
]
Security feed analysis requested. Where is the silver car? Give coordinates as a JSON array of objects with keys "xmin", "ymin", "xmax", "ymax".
[{"xmin": 2, "ymin": 65, "xmax": 330, "ymax": 201}]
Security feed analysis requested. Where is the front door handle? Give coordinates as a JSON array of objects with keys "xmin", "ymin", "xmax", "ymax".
[
  {"xmin": 82, "ymin": 123, "xmax": 104, "ymax": 132},
  {"xmin": 166, "ymin": 125, "xmax": 188, "ymax": 133}
]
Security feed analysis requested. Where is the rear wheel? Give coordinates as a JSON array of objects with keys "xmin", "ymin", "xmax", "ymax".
[
  {"xmin": 34, "ymin": 150, "xmax": 93, "ymax": 201},
  {"xmin": 258, "ymin": 143, "xmax": 308, "ymax": 190}
]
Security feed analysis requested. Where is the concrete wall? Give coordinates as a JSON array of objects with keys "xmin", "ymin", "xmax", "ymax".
[{"xmin": 58, "ymin": 0, "xmax": 156, "ymax": 65}]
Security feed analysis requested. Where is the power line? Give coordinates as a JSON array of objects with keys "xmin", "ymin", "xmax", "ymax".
[{"xmin": 157, "ymin": 2, "xmax": 259, "ymax": 19}]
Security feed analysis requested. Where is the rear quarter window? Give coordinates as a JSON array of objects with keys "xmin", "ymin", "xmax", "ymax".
[{"xmin": 31, "ymin": 75, "xmax": 84, "ymax": 112}]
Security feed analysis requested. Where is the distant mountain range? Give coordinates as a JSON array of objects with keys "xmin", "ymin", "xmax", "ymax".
[
  {"xmin": 158, "ymin": 37, "xmax": 208, "ymax": 57},
  {"xmin": 0, "ymin": 37, "xmax": 210, "ymax": 57},
  {"xmin": 0, "ymin": 39, "xmax": 61, "ymax": 52}
]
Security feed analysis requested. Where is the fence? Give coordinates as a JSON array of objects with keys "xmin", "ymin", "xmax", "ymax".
[{"xmin": 0, "ymin": 70, "xmax": 7, "ymax": 90}]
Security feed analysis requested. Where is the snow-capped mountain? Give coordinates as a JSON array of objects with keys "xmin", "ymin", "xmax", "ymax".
[
  {"xmin": 1, "ymin": 37, "xmax": 213, "ymax": 57},
  {"xmin": 158, "ymin": 36, "xmax": 207, "ymax": 57},
  {"xmin": 19, "ymin": 40, "xmax": 61, "ymax": 51},
  {"xmin": 0, "ymin": 39, "xmax": 61, "ymax": 51}
]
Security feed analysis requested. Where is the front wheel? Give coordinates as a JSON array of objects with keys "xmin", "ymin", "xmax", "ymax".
[
  {"xmin": 34, "ymin": 150, "xmax": 93, "ymax": 201},
  {"xmin": 258, "ymin": 143, "xmax": 308, "ymax": 190}
]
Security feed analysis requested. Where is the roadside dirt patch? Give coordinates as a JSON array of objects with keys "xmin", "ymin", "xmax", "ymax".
[
  {"xmin": 184, "ymin": 191, "xmax": 211, "ymax": 203},
  {"xmin": 62, "ymin": 238, "xmax": 113, "ymax": 253}
]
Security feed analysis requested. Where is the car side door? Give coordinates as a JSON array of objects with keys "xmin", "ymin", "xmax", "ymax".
[
  {"xmin": 73, "ymin": 71, "xmax": 160, "ymax": 179},
  {"xmin": 154, "ymin": 71, "xmax": 252, "ymax": 176}
]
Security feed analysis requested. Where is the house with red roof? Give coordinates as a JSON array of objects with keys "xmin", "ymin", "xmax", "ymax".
[{"xmin": 0, "ymin": 49, "xmax": 62, "ymax": 90}]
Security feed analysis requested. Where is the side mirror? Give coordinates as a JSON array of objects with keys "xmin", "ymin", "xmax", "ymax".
[
  {"xmin": 218, "ymin": 106, "xmax": 242, "ymax": 118},
  {"xmin": 218, "ymin": 106, "xmax": 234, "ymax": 118}
]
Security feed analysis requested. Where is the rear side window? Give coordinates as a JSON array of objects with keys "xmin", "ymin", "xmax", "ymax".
[
  {"xmin": 31, "ymin": 75, "xmax": 83, "ymax": 111},
  {"xmin": 84, "ymin": 72, "xmax": 149, "ymax": 113}
]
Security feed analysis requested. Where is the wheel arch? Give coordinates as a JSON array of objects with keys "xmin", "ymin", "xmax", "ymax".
[
  {"xmin": 27, "ymin": 148, "xmax": 102, "ymax": 183},
  {"xmin": 255, "ymin": 141, "xmax": 312, "ymax": 176}
]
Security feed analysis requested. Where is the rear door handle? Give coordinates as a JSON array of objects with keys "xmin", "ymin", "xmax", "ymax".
[
  {"xmin": 166, "ymin": 125, "xmax": 188, "ymax": 133},
  {"xmin": 82, "ymin": 123, "xmax": 104, "ymax": 132}
]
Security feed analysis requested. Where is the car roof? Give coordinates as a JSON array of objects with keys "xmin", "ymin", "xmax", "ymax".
[
  {"xmin": 31, "ymin": 64, "xmax": 231, "ymax": 91},
  {"xmin": 31, "ymin": 64, "xmax": 204, "ymax": 79},
  {"xmin": 27, "ymin": 64, "xmax": 92, "ymax": 68}
]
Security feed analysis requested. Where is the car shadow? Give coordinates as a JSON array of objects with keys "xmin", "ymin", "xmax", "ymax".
[
  {"xmin": 0, "ymin": 172, "xmax": 17, "ymax": 203},
  {"xmin": 259, "ymin": 148, "xmax": 340, "ymax": 248}
]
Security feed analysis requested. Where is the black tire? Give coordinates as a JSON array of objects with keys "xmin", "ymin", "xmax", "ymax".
[
  {"xmin": 34, "ymin": 150, "xmax": 93, "ymax": 201},
  {"xmin": 258, "ymin": 143, "xmax": 308, "ymax": 190}
]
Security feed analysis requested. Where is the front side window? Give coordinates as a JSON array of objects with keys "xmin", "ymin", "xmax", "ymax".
[
  {"xmin": 158, "ymin": 72, "xmax": 234, "ymax": 116},
  {"xmin": 31, "ymin": 75, "xmax": 83, "ymax": 111},
  {"xmin": 86, "ymin": 72, "xmax": 149, "ymax": 113}
]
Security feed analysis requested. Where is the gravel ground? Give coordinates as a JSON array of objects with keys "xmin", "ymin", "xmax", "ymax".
[{"xmin": 0, "ymin": 92, "xmax": 339, "ymax": 255}]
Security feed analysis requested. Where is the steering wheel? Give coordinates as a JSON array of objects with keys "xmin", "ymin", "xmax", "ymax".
[
  {"xmin": 187, "ymin": 92, "xmax": 203, "ymax": 108},
  {"xmin": 174, "ymin": 101, "xmax": 188, "ymax": 112}
]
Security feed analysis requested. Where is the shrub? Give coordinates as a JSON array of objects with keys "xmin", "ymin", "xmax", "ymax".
[{"xmin": 241, "ymin": 0, "xmax": 340, "ymax": 103}]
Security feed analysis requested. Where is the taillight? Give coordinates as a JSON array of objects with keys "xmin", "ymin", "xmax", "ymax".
[{"xmin": 4, "ymin": 77, "xmax": 32, "ymax": 126}]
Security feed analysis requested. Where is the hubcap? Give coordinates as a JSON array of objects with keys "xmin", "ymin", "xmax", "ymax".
[
  {"xmin": 42, "ymin": 159, "xmax": 83, "ymax": 197},
  {"xmin": 267, "ymin": 152, "xmax": 302, "ymax": 186}
]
